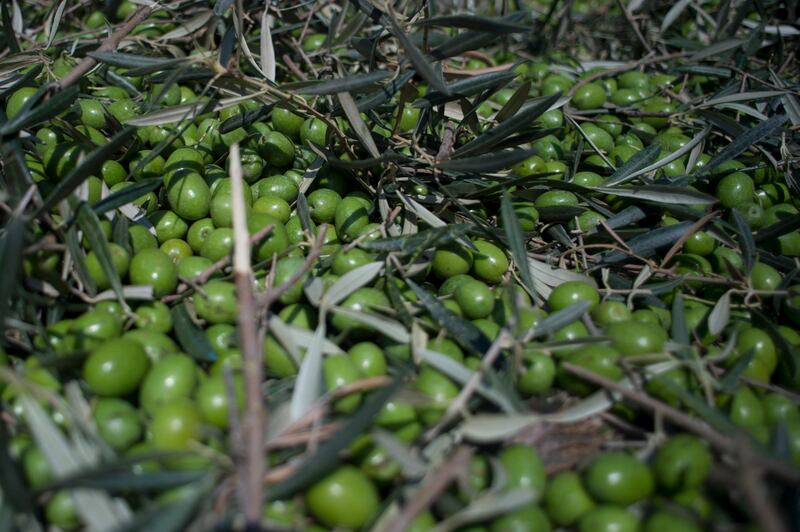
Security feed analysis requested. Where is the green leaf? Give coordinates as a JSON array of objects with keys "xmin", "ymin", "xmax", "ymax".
[
  {"xmin": 495, "ymin": 81, "xmax": 531, "ymax": 122},
  {"xmin": 45, "ymin": 468, "xmax": 206, "ymax": 493},
  {"xmin": 349, "ymin": 70, "xmax": 415, "ymax": 114},
  {"xmin": 754, "ymin": 213, "xmax": 800, "ymax": 244},
  {"xmin": 671, "ymin": 292, "xmax": 689, "ymax": 345},
  {"xmin": 267, "ymin": 373, "xmax": 405, "ymax": 500},
  {"xmin": 657, "ymin": 378, "xmax": 739, "ymax": 435},
  {"xmin": 598, "ymin": 221, "xmax": 694, "ymax": 266},
  {"xmin": 360, "ymin": 224, "xmax": 472, "ymax": 254},
  {"xmin": 430, "ymin": 31, "xmax": 499, "ymax": 61},
  {"xmin": 219, "ymin": 104, "xmax": 273, "ymax": 134},
  {"xmin": 601, "ymin": 143, "xmax": 661, "ymax": 186},
  {"xmin": 295, "ymin": 71, "xmax": 391, "ymax": 95},
  {"xmin": 171, "ymin": 303, "xmax": 218, "ymax": 362},
  {"xmin": 0, "ymin": 85, "xmax": 78, "ymax": 136},
  {"xmin": 453, "ymin": 92, "xmax": 561, "ymax": 157},
  {"xmin": 76, "ymin": 204, "xmax": 125, "ymax": 304},
  {"xmin": 0, "ymin": 217, "xmax": 25, "ymax": 330},
  {"xmin": 388, "ymin": 15, "xmax": 448, "ymax": 94},
  {"xmin": 337, "ymin": 91, "xmax": 380, "ymax": 158},
  {"xmin": 414, "ymin": 69, "xmax": 516, "ymax": 107},
  {"xmin": 731, "ymin": 208, "xmax": 756, "ymax": 274},
  {"xmin": 0, "ymin": 1, "xmax": 19, "ymax": 53},
  {"xmin": 719, "ymin": 348, "xmax": 754, "ymax": 392},
  {"xmin": 0, "ymin": 63, "xmax": 41, "ymax": 100},
  {"xmin": 406, "ymin": 279, "xmax": 490, "ymax": 356},
  {"xmin": 65, "ymin": 225, "xmax": 96, "ymax": 295},
  {"xmin": 93, "ymin": 178, "xmax": 161, "ymax": 216},
  {"xmin": 38, "ymin": 126, "xmax": 136, "ymax": 216},
  {"xmin": 321, "ymin": 261, "xmax": 383, "ymax": 309},
  {"xmin": 113, "ymin": 474, "xmax": 214, "ymax": 532},
  {"xmin": 0, "ymin": 415, "xmax": 34, "ymax": 515},
  {"xmin": 500, "ymin": 191, "xmax": 535, "ymax": 296},
  {"xmin": 525, "ymin": 301, "xmax": 592, "ymax": 339},
  {"xmin": 435, "ymin": 489, "xmax": 536, "ymax": 532},
  {"xmin": 699, "ymin": 113, "xmax": 788, "ymax": 175},
  {"xmin": 88, "ymin": 52, "xmax": 172, "ymax": 69},
  {"xmin": 415, "ymin": 14, "xmax": 530, "ymax": 33},
  {"xmin": 594, "ymin": 184, "xmax": 717, "ymax": 205},
  {"xmin": 437, "ymin": 148, "xmax": 538, "ymax": 173}
]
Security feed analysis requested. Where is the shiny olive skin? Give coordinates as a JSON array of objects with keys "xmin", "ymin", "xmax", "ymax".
[{"xmin": 584, "ymin": 451, "xmax": 654, "ymax": 505}]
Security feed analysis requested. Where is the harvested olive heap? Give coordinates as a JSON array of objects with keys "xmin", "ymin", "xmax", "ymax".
[{"xmin": 1, "ymin": 0, "xmax": 800, "ymax": 531}]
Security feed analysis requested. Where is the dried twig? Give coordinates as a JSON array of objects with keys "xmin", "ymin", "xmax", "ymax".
[{"xmin": 229, "ymin": 143, "xmax": 264, "ymax": 526}]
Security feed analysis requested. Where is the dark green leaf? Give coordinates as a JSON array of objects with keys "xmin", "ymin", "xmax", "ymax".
[
  {"xmin": 337, "ymin": 91, "xmax": 380, "ymax": 158},
  {"xmin": 93, "ymin": 178, "xmax": 161, "ymax": 216},
  {"xmin": 296, "ymin": 192, "xmax": 313, "ymax": 236},
  {"xmin": 296, "ymin": 71, "xmax": 391, "ymax": 95},
  {"xmin": 671, "ymin": 292, "xmax": 689, "ymax": 345},
  {"xmin": 414, "ymin": 69, "xmax": 516, "ymax": 107},
  {"xmin": 453, "ymin": 92, "xmax": 561, "ymax": 157},
  {"xmin": 388, "ymin": 15, "xmax": 448, "ymax": 94},
  {"xmin": 500, "ymin": 191, "xmax": 535, "ymax": 296},
  {"xmin": 754, "ymin": 213, "xmax": 800, "ymax": 244},
  {"xmin": 45, "ymin": 468, "xmax": 205, "ymax": 492},
  {"xmin": 0, "ymin": 218, "xmax": 27, "ymax": 326},
  {"xmin": 38, "ymin": 126, "xmax": 136, "ymax": 216},
  {"xmin": 587, "ymin": 205, "xmax": 645, "ymax": 235},
  {"xmin": 708, "ymin": 290, "xmax": 731, "ymax": 336},
  {"xmin": 0, "ymin": 85, "xmax": 78, "ymax": 136},
  {"xmin": 495, "ymin": 81, "xmax": 531, "ymax": 122},
  {"xmin": 0, "ymin": 410, "xmax": 33, "ymax": 514},
  {"xmin": 267, "ymin": 373, "xmax": 404, "ymax": 500},
  {"xmin": 437, "ymin": 148, "xmax": 538, "ymax": 173},
  {"xmin": 347, "ymin": 70, "xmax": 415, "ymax": 114},
  {"xmin": 533, "ymin": 205, "xmax": 585, "ymax": 222},
  {"xmin": 66, "ymin": 226, "xmax": 96, "ymax": 295},
  {"xmin": 699, "ymin": 114, "xmax": 788, "ymax": 175},
  {"xmin": 76, "ymin": 203, "xmax": 124, "ymax": 303},
  {"xmin": 0, "ymin": 136, "xmax": 31, "ymax": 200},
  {"xmin": 0, "ymin": 1, "xmax": 19, "ymax": 53},
  {"xmin": 407, "ymin": 279, "xmax": 491, "ymax": 356},
  {"xmin": 731, "ymin": 208, "xmax": 756, "ymax": 274},
  {"xmin": 126, "ymin": 58, "xmax": 193, "ymax": 77},
  {"xmin": 720, "ymin": 348, "xmax": 754, "ymax": 392},
  {"xmin": 601, "ymin": 143, "xmax": 661, "ymax": 186},
  {"xmin": 659, "ymin": 377, "xmax": 739, "ymax": 434},
  {"xmin": 598, "ymin": 221, "xmax": 694, "ymax": 266},
  {"xmin": 527, "ymin": 301, "xmax": 593, "ymax": 339},
  {"xmin": 431, "ymin": 30, "xmax": 500, "ymax": 60},
  {"xmin": 88, "ymin": 51, "xmax": 172, "ymax": 69},
  {"xmin": 218, "ymin": 24, "xmax": 236, "ymax": 67},
  {"xmin": 361, "ymin": 224, "xmax": 472, "ymax": 254},
  {"xmin": 416, "ymin": 14, "xmax": 529, "ymax": 33},
  {"xmin": 171, "ymin": 303, "xmax": 218, "ymax": 362}
]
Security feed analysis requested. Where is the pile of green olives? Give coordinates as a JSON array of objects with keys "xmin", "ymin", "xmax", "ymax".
[{"xmin": 1, "ymin": 0, "xmax": 798, "ymax": 530}]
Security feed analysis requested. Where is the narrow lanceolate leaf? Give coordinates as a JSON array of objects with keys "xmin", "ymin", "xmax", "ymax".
[
  {"xmin": 437, "ymin": 148, "xmax": 538, "ymax": 173},
  {"xmin": 708, "ymin": 290, "xmax": 732, "ymax": 336},
  {"xmin": 601, "ymin": 143, "xmax": 661, "ymax": 186},
  {"xmin": 495, "ymin": 81, "xmax": 531, "ymax": 122},
  {"xmin": 0, "ymin": 85, "xmax": 78, "ymax": 136},
  {"xmin": 361, "ymin": 224, "xmax": 472, "ymax": 254},
  {"xmin": 46, "ymin": 468, "xmax": 206, "ymax": 492},
  {"xmin": 406, "ymin": 279, "xmax": 490, "ymax": 356},
  {"xmin": 337, "ymin": 91, "xmax": 380, "ymax": 158},
  {"xmin": 289, "ymin": 322, "xmax": 326, "ymax": 422},
  {"xmin": 671, "ymin": 292, "xmax": 689, "ymax": 346},
  {"xmin": 21, "ymin": 397, "xmax": 128, "ymax": 530},
  {"xmin": 435, "ymin": 490, "xmax": 536, "ymax": 532},
  {"xmin": 594, "ymin": 185, "xmax": 717, "ymax": 205},
  {"xmin": 172, "ymin": 303, "xmax": 218, "ymax": 362},
  {"xmin": 329, "ymin": 307, "xmax": 410, "ymax": 343},
  {"xmin": 321, "ymin": 261, "xmax": 383, "ymax": 309},
  {"xmin": 93, "ymin": 178, "xmax": 161, "ymax": 216},
  {"xmin": 158, "ymin": 10, "xmax": 213, "ymax": 41},
  {"xmin": 414, "ymin": 14, "xmax": 530, "ymax": 33},
  {"xmin": 501, "ymin": 191, "xmax": 535, "ymax": 296},
  {"xmin": 298, "ymin": 71, "xmax": 391, "ymax": 95},
  {"xmin": 598, "ymin": 221, "xmax": 694, "ymax": 265},
  {"xmin": 351, "ymin": 70, "xmax": 415, "ymax": 114},
  {"xmin": 76, "ymin": 204, "xmax": 125, "ymax": 304},
  {"xmin": 113, "ymin": 474, "xmax": 213, "ymax": 532},
  {"xmin": 260, "ymin": 10, "xmax": 276, "ymax": 82},
  {"xmin": 661, "ymin": 0, "xmax": 692, "ymax": 32},
  {"xmin": 525, "ymin": 301, "xmax": 592, "ymax": 340},
  {"xmin": 388, "ymin": 14, "xmax": 448, "ymax": 94},
  {"xmin": 414, "ymin": 69, "xmax": 516, "ymax": 107},
  {"xmin": 44, "ymin": 0, "xmax": 66, "ymax": 49},
  {"xmin": 38, "ymin": 126, "xmax": 136, "ymax": 216},
  {"xmin": 699, "ymin": 114, "xmax": 788, "ymax": 175},
  {"xmin": 730, "ymin": 209, "xmax": 755, "ymax": 274},
  {"xmin": 88, "ymin": 51, "xmax": 174, "ymax": 69},
  {"xmin": 0, "ymin": 217, "xmax": 25, "ymax": 329},
  {"xmin": 0, "ymin": 416, "xmax": 33, "ymax": 514},
  {"xmin": 268, "ymin": 374, "xmax": 404, "ymax": 501},
  {"xmin": 453, "ymin": 92, "xmax": 561, "ymax": 157}
]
